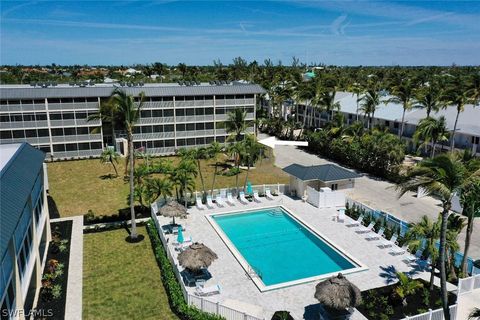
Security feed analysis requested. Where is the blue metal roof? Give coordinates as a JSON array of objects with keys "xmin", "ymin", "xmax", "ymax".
[
  {"xmin": 283, "ymin": 163, "xmax": 361, "ymax": 182},
  {"xmin": 0, "ymin": 143, "xmax": 45, "ymax": 260}
]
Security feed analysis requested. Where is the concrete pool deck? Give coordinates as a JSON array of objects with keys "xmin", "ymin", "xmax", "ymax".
[{"xmin": 156, "ymin": 195, "xmax": 458, "ymax": 320}]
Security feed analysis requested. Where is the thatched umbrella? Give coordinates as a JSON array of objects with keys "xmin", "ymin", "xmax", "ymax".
[
  {"xmin": 178, "ymin": 242, "xmax": 218, "ymax": 272},
  {"xmin": 158, "ymin": 200, "xmax": 187, "ymax": 225},
  {"xmin": 314, "ymin": 273, "xmax": 362, "ymax": 310}
]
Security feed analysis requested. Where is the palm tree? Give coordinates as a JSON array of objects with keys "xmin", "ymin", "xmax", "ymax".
[
  {"xmin": 396, "ymin": 153, "xmax": 466, "ymax": 320},
  {"xmin": 342, "ymin": 121, "xmax": 365, "ymax": 143},
  {"xmin": 100, "ymin": 148, "xmax": 119, "ymax": 177},
  {"xmin": 413, "ymin": 116, "xmax": 450, "ymax": 158},
  {"xmin": 225, "ymin": 108, "xmax": 248, "ymax": 141},
  {"xmin": 348, "ymin": 82, "xmax": 364, "ymax": 121},
  {"xmin": 297, "ymin": 82, "xmax": 316, "ymax": 134},
  {"xmin": 413, "ymin": 83, "xmax": 444, "ymax": 118},
  {"xmin": 314, "ymin": 89, "xmax": 340, "ymax": 125},
  {"xmin": 172, "ymin": 158, "xmax": 197, "ymax": 206},
  {"xmin": 359, "ymin": 89, "xmax": 381, "ymax": 129},
  {"xmin": 87, "ymin": 98, "xmax": 119, "ymax": 147},
  {"xmin": 178, "ymin": 147, "xmax": 209, "ymax": 201},
  {"xmin": 208, "ymin": 141, "xmax": 223, "ymax": 196},
  {"xmin": 227, "ymin": 141, "xmax": 244, "ymax": 195},
  {"xmin": 459, "ymin": 168, "xmax": 480, "ymax": 275},
  {"xmin": 467, "ymin": 72, "xmax": 480, "ymax": 108},
  {"xmin": 404, "ymin": 215, "xmax": 440, "ymax": 290},
  {"xmin": 442, "ymin": 77, "xmax": 471, "ymax": 151},
  {"xmin": 109, "ymin": 88, "xmax": 145, "ymax": 240},
  {"xmin": 387, "ymin": 79, "xmax": 415, "ymax": 138},
  {"xmin": 445, "ymin": 214, "xmax": 466, "ymax": 281},
  {"xmin": 240, "ymin": 135, "xmax": 265, "ymax": 192},
  {"xmin": 146, "ymin": 177, "xmax": 173, "ymax": 202},
  {"xmin": 394, "ymin": 272, "xmax": 424, "ymax": 306}
]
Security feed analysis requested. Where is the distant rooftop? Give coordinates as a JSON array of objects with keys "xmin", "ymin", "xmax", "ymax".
[
  {"xmin": 283, "ymin": 164, "xmax": 361, "ymax": 182},
  {"xmin": 0, "ymin": 81, "xmax": 266, "ymax": 99}
]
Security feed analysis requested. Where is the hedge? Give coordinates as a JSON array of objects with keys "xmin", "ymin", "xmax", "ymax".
[{"xmin": 146, "ymin": 220, "xmax": 224, "ymax": 320}]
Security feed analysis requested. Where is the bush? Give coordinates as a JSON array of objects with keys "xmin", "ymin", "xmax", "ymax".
[{"xmin": 146, "ymin": 220, "xmax": 224, "ymax": 320}]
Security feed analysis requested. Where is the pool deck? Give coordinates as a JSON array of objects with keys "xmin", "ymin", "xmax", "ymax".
[{"xmin": 156, "ymin": 195, "xmax": 458, "ymax": 320}]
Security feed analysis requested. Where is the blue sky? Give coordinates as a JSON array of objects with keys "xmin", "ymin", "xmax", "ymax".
[{"xmin": 1, "ymin": 1, "xmax": 479, "ymax": 66}]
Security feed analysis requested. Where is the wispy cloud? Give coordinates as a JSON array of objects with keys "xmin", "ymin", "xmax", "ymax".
[
  {"xmin": 406, "ymin": 12, "xmax": 455, "ymax": 26},
  {"xmin": 1, "ymin": 1, "xmax": 37, "ymax": 18},
  {"xmin": 330, "ymin": 14, "xmax": 348, "ymax": 35}
]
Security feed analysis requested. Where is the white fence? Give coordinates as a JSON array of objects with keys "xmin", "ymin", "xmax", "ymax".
[
  {"xmin": 150, "ymin": 205, "xmax": 265, "ymax": 320},
  {"xmin": 401, "ymin": 304, "xmax": 457, "ymax": 320},
  {"xmin": 457, "ymin": 274, "xmax": 480, "ymax": 295},
  {"xmin": 306, "ymin": 186, "xmax": 345, "ymax": 208}
]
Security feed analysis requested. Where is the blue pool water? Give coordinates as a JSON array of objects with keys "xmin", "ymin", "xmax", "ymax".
[{"xmin": 212, "ymin": 207, "xmax": 358, "ymax": 286}]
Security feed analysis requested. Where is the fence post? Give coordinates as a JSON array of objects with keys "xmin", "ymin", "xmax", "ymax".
[
  {"xmin": 243, "ymin": 312, "xmax": 247, "ymax": 320},
  {"xmin": 428, "ymin": 309, "xmax": 432, "ymax": 320},
  {"xmin": 201, "ymin": 297, "xmax": 204, "ymax": 311},
  {"xmin": 216, "ymin": 301, "xmax": 219, "ymax": 314},
  {"xmin": 470, "ymin": 277, "xmax": 475, "ymax": 292}
]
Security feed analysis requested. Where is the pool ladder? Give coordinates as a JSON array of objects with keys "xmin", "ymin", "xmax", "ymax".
[{"xmin": 247, "ymin": 265, "xmax": 263, "ymax": 280}]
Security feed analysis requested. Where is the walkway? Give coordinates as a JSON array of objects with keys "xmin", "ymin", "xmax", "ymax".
[
  {"xmin": 264, "ymin": 137, "xmax": 480, "ymax": 260},
  {"xmin": 457, "ymin": 290, "xmax": 480, "ymax": 320}
]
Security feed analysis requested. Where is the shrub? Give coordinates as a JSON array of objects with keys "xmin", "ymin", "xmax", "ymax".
[{"xmin": 146, "ymin": 220, "xmax": 224, "ymax": 320}]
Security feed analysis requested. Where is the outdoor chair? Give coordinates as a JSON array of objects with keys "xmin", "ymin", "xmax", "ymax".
[
  {"xmin": 365, "ymin": 228, "xmax": 384, "ymax": 240},
  {"xmin": 226, "ymin": 192, "xmax": 235, "ymax": 206},
  {"xmin": 390, "ymin": 243, "xmax": 408, "ymax": 255},
  {"xmin": 345, "ymin": 215, "xmax": 363, "ymax": 227},
  {"xmin": 239, "ymin": 192, "xmax": 249, "ymax": 204},
  {"xmin": 378, "ymin": 234, "xmax": 398, "ymax": 248},
  {"xmin": 196, "ymin": 196, "xmax": 206, "ymax": 210},
  {"xmin": 206, "ymin": 195, "xmax": 215, "ymax": 209},
  {"xmin": 253, "ymin": 191, "xmax": 261, "ymax": 203},
  {"xmin": 265, "ymin": 188, "xmax": 274, "ymax": 200},
  {"xmin": 355, "ymin": 222, "xmax": 375, "ymax": 234},
  {"xmin": 215, "ymin": 195, "xmax": 226, "ymax": 207},
  {"xmin": 404, "ymin": 249, "xmax": 422, "ymax": 265},
  {"xmin": 195, "ymin": 284, "xmax": 221, "ymax": 296}
]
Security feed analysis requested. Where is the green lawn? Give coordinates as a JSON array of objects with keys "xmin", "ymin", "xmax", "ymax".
[
  {"xmin": 83, "ymin": 227, "xmax": 179, "ymax": 320},
  {"xmin": 47, "ymin": 152, "xmax": 289, "ymax": 217}
]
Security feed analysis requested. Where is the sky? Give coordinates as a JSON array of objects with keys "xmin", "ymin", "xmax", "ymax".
[{"xmin": 1, "ymin": 0, "xmax": 480, "ymax": 66}]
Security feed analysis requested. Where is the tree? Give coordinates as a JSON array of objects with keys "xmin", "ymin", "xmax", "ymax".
[
  {"xmin": 171, "ymin": 158, "xmax": 197, "ymax": 206},
  {"xmin": 413, "ymin": 116, "xmax": 450, "ymax": 158},
  {"xmin": 227, "ymin": 141, "xmax": 244, "ymax": 195},
  {"xmin": 404, "ymin": 215, "xmax": 440, "ymax": 290},
  {"xmin": 100, "ymin": 148, "xmax": 119, "ymax": 177},
  {"xmin": 469, "ymin": 308, "xmax": 480, "ymax": 320},
  {"xmin": 445, "ymin": 214, "xmax": 465, "ymax": 282},
  {"xmin": 297, "ymin": 81, "xmax": 316, "ymax": 134},
  {"xmin": 396, "ymin": 153, "xmax": 466, "ymax": 320},
  {"xmin": 442, "ymin": 77, "xmax": 471, "ymax": 151},
  {"xmin": 348, "ymin": 82, "xmax": 364, "ymax": 121},
  {"xmin": 225, "ymin": 108, "xmax": 248, "ymax": 141},
  {"xmin": 208, "ymin": 141, "xmax": 224, "ymax": 196},
  {"xmin": 467, "ymin": 72, "xmax": 480, "ymax": 108},
  {"xmin": 413, "ymin": 83, "xmax": 444, "ymax": 118},
  {"xmin": 394, "ymin": 272, "xmax": 423, "ymax": 306},
  {"xmin": 313, "ymin": 89, "xmax": 340, "ymax": 125},
  {"xmin": 387, "ymin": 79, "xmax": 415, "ymax": 138},
  {"xmin": 239, "ymin": 135, "xmax": 265, "ymax": 192},
  {"xmin": 146, "ymin": 177, "xmax": 173, "ymax": 202},
  {"xmin": 359, "ymin": 89, "xmax": 381, "ymax": 129},
  {"xmin": 109, "ymin": 88, "xmax": 144, "ymax": 240},
  {"xmin": 177, "ymin": 63, "xmax": 187, "ymax": 78}
]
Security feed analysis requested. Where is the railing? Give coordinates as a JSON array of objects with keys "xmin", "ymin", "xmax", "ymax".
[
  {"xmin": 457, "ymin": 274, "xmax": 480, "ymax": 295},
  {"xmin": 346, "ymin": 197, "xmax": 476, "ymax": 274},
  {"xmin": 149, "ymin": 204, "xmax": 265, "ymax": 320},
  {"xmin": 401, "ymin": 304, "xmax": 457, "ymax": 320}
]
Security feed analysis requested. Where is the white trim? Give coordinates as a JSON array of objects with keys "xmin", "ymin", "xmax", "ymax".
[{"xmin": 205, "ymin": 205, "xmax": 368, "ymax": 292}]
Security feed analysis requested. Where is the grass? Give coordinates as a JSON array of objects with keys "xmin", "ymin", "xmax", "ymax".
[
  {"xmin": 83, "ymin": 226, "xmax": 179, "ymax": 320},
  {"xmin": 47, "ymin": 151, "xmax": 289, "ymax": 217}
]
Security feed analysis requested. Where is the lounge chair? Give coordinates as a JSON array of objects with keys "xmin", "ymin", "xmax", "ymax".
[
  {"xmin": 226, "ymin": 192, "xmax": 235, "ymax": 206},
  {"xmin": 215, "ymin": 195, "xmax": 226, "ymax": 207},
  {"xmin": 365, "ymin": 228, "xmax": 384, "ymax": 240},
  {"xmin": 253, "ymin": 191, "xmax": 261, "ymax": 203},
  {"xmin": 195, "ymin": 284, "xmax": 221, "ymax": 296},
  {"xmin": 356, "ymin": 222, "xmax": 375, "ymax": 234},
  {"xmin": 346, "ymin": 215, "xmax": 363, "ymax": 227},
  {"xmin": 391, "ymin": 243, "xmax": 408, "ymax": 255},
  {"xmin": 379, "ymin": 234, "xmax": 398, "ymax": 248},
  {"xmin": 206, "ymin": 195, "xmax": 215, "ymax": 209},
  {"xmin": 404, "ymin": 249, "xmax": 422, "ymax": 265},
  {"xmin": 239, "ymin": 192, "xmax": 249, "ymax": 204},
  {"xmin": 265, "ymin": 188, "xmax": 274, "ymax": 200},
  {"xmin": 337, "ymin": 209, "xmax": 346, "ymax": 223},
  {"xmin": 196, "ymin": 196, "xmax": 206, "ymax": 210}
]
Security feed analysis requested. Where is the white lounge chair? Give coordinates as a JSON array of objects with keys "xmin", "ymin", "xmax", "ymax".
[
  {"xmin": 346, "ymin": 215, "xmax": 363, "ymax": 227},
  {"xmin": 356, "ymin": 222, "xmax": 375, "ymax": 234},
  {"xmin": 253, "ymin": 191, "xmax": 261, "ymax": 203},
  {"xmin": 391, "ymin": 243, "xmax": 409, "ymax": 255},
  {"xmin": 215, "ymin": 195, "xmax": 226, "ymax": 207},
  {"xmin": 379, "ymin": 234, "xmax": 398, "ymax": 248},
  {"xmin": 337, "ymin": 209, "xmax": 346, "ymax": 223},
  {"xmin": 226, "ymin": 192, "xmax": 235, "ymax": 206},
  {"xmin": 206, "ymin": 195, "xmax": 215, "ymax": 209},
  {"xmin": 365, "ymin": 228, "xmax": 384, "ymax": 240},
  {"xmin": 196, "ymin": 196, "xmax": 206, "ymax": 210},
  {"xmin": 404, "ymin": 249, "xmax": 422, "ymax": 265},
  {"xmin": 239, "ymin": 192, "xmax": 249, "ymax": 204},
  {"xmin": 265, "ymin": 188, "xmax": 274, "ymax": 200},
  {"xmin": 195, "ymin": 284, "xmax": 221, "ymax": 296}
]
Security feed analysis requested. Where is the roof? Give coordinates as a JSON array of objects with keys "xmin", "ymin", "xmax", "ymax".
[
  {"xmin": 283, "ymin": 164, "xmax": 361, "ymax": 182},
  {"xmin": 0, "ymin": 82, "xmax": 266, "ymax": 100},
  {"xmin": 0, "ymin": 143, "xmax": 21, "ymax": 171},
  {"xmin": 334, "ymin": 91, "xmax": 480, "ymax": 136},
  {"xmin": 1, "ymin": 143, "xmax": 45, "ymax": 260}
]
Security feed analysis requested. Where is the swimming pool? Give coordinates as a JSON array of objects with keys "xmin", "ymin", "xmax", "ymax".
[{"xmin": 208, "ymin": 206, "xmax": 366, "ymax": 291}]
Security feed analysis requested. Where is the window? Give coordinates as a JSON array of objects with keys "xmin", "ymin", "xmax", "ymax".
[
  {"xmin": 153, "ymin": 125, "xmax": 163, "ymax": 133},
  {"xmin": 62, "ymin": 112, "xmax": 75, "ymax": 120},
  {"xmin": 86, "ymin": 97, "xmax": 97, "ymax": 103},
  {"xmin": 152, "ymin": 110, "xmax": 162, "ymax": 117},
  {"xmin": 205, "ymin": 107, "xmax": 214, "ymax": 115},
  {"xmin": 185, "ymin": 96, "xmax": 194, "ymax": 101},
  {"xmin": 185, "ymin": 108, "xmax": 194, "ymax": 116},
  {"xmin": 177, "ymin": 139, "xmax": 186, "ymax": 146},
  {"xmin": 9, "ymin": 100, "xmax": 20, "ymax": 105},
  {"xmin": 206, "ymin": 137, "xmax": 214, "ymax": 144},
  {"xmin": 25, "ymin": 130, "xmax": 37, "ymax": 138},
  {"xmin": 53, "ymin": 144, "xmax": 65, "ymax": 152},
  {"xmin": 164, "ymin": 109, "xmax": 174, "ymax": 117},
  {"xmin": 37, "ymin": 129, "xmax": 49, "ymax": 137},
  {"xmin": 472, "ymin": 136, "xmax": 480, "ymax": 144},
  {"xmin": 196, "ymin": 137, "xmax": 205, "ymax": 145},
  {"xmin": 205, "ymin": 122, "xmax": 214, "ymax": 130},
  {"xmin": 394, "ymin": 122, "xmax": 399, "ymax": 129},
  {"xmin": 34, "ymin": 99, "xmax": 44, "ymax": 104},
  {"xmin": 142, "ymin": 126, "xmax": 152, "ymax": 134},
  {"xmin": 164, "ymin": 124, "xmax": 174, "ymax": 132},
  {"xmin": 216, "ymin": 136, "xmax": 226, "ymax": 143},
  {"xmin": 154, "ymin": 140, "xmax": 164, "ymax": 148},
  {"xmin": 78, "ymin": 143, "xmax": 90, "ymax": 150},
  {"xmin": 216, "ymin": 107, "xmax": 225, "ymax": 115},
  {"xmin": 186, "ymin": 123, "xmax": 195, "ymax": 131},
  {"xmin": 0, "ymin": 131, "xmax": 13, "ymax": 139},
  {"xmin": 64, "ymin": 128, "xmax": 75, "ymax": 136},
  {"xmin": 195, "ymin": 108, "xmax": 204, "ymax": 116},
  {"xmin": 176, "ymin": 124, "xmax": 185, "ymax": 132},
  {"xmin": 65, "ymin": 143, "xmax": 77, "ymax": 151},
  {"xmin": 76, "ymin": 112, "xmax": 87, "ymax": 119},
  {"xmin": 36, "ymin": 113, "xmax": 47, "ymax": 121},
  {"xmin": 13, "ymin": 130, "xmax": 25, "ymax": 138},
  {"xmin": 331, "ymin": 184, "xmax": 338, "ymax": 191},
  {"xmin": 196, "ymin": 123, "xmax": 205, "ymax": 130},
  {"xmin": 385, "ymin": 121, "xmax": 390, "ymax": 127},
  {"xmin": 12, "ymin": 114, "xmax": 23, "ymax": 122},
  {"xmin": 48, "ymin": 98, "xmax": 61, "ymax": 104},
  {"xmin": 165, "ymin": 139, "xmax": 175, "ymax": 147},
  {"xmin": 187, "ymin": 138, "xmax": 195, "ymax": 145},
  {"xmin": 141, "ymin": 110, "xmax": 151, "ymax": 118},
  {"xmin": 50, "ymin": 113, "xmax": 62, "ymax": 120},
  {"xmin": 77, "ymin": 127, "xmax": 88, "ymax": 135},
  {"xmin": 175, "ymin": 109, "xmax": 185, "ymax": 117},
  {"xmin": 151, "ymin": 97, "xmax": 162, "ymax": 102},
  {"xmin": 91, "ymin": 142, "xmax": 102, "ymax": 149},
  {"xmin": 0, "ymin": 115, "xmax": 9, "ymax": 122},
  {"xmin": 163, "ymin": 96, "xmax": 173, "ymax": 102}
]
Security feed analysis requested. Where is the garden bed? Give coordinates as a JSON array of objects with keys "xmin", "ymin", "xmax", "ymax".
[
  {"xmin": 357, "ymin": 279, "xmax": 456, "ymax": 320},
  {"xmin": 34, "ymin": 220, "xmax": 72, "ymax": 320}
]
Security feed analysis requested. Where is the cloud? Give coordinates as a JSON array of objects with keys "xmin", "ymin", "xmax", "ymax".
[
  {"xmin": 406, "ymin": 12, "xmax": 455, "ymax": 26},
  {"xmin": 1, "ymin": 1, "xmax": 37, "ymax": 18},
  {"xmin": 330, "ymin": 14, "xmax": 348, "ymax": 35}
]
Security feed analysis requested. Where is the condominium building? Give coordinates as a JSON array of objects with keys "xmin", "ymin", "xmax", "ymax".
[
  {"xmin": 1, "ymin": 143, "xmax": 50, "ymax": 319},
  {"xmin": 0, "ymin": 82, "xmax": 265, "ymax": 159}
]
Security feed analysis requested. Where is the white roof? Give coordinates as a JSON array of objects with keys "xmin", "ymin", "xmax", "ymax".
[
  {"xmin": 335, "ymin": 92, "xmax": 480, "ymax": 136},
  {"xmin": 0, "ymin": 144, "xmax": 22, "ymax": 172}
]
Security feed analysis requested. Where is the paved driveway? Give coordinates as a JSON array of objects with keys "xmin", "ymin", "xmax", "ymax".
[{"xmin": 264, "ymin": 136, "xmax": 480, "ymax": 261}]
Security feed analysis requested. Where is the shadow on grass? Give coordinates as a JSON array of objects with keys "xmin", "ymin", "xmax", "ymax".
[
  {"xmin": 99, "ymin": 174, "xmax": 118, "ymax": 180},
  {"xmin": 123, "ymin": 223, "xmax": 145, "ymax": 243},
  {"xmin": 47, "ymin": 194, "xmax": 61, "ymax": 219}
]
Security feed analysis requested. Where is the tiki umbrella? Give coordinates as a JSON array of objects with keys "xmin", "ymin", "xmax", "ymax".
[
  {"xmin": 158, "ymin": 200, "xmax": 187, "ymax": 225},
  {"xmin": 178, "ymin": 242, "xmax": 218, "ymax": 272},
  {"xmin": 314, "ymin": 273, "xmax": 362, "ymax": 310}
]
